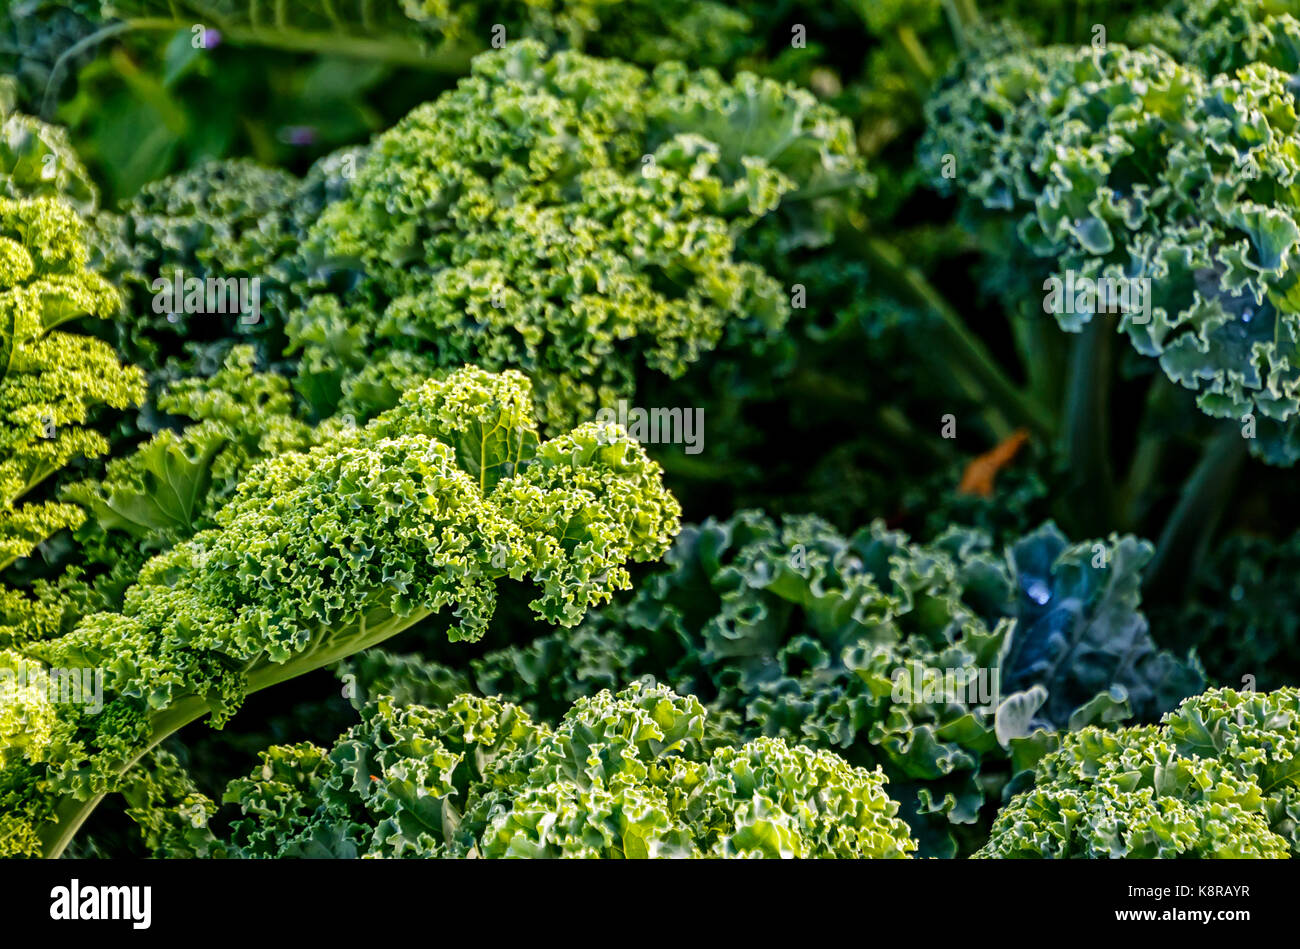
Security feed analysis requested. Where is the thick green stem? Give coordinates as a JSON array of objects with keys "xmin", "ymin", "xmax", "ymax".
[
  {"xmin": 41, "ymin": 16, "xmax": 478, "ymax": 118},
  {"xmin": 38, "ymin": 604, "xmax": 434, "ymax": 858},
  {"xmin": 1058, "ymin": 321, "xmax": 1116, "ymax": 534},
  {"xmin": 37, "ymin": 694, "xmax": 208, "ymax": 860},
  {"xmin": 1008, "ymin": 298, "xmax": 1065, "ymax": 412},
  {"xmin": 1117, "ymin": 375, "xmax": 1177, "ymax": 530},
  {"xmin": 856, "ymin": 232, "xmax": 1055, "ymax": 441},
  {"xmin": 1144, "ymin": 427, "xmax": 1248, "ymax": 601}
]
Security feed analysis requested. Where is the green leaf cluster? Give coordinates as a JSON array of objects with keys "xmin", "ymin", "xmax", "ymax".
[
  {"xmin": 922, "ymin": 43, "xmax": 1300, "ymax": 463},
  {"xmin": 159, "ymin": 682, "xmax": 917, "ymax": 859},
  {"xmin": 288, "ymin": 40, "xmax": 867, "ymax": 430},
  {"xmin": 979, "ymin": 686, "xmax": 1300, "ymax": 858},
  {"xmin": 0, "ymin": 195, "xmax": 143, "ymax": 573},
  {"xmin": 0, "ymin": 365, "xmax": 677, "ymax": 856},
  {"xmin": 421, "ymin": 510, "xmax": 1199, "ymax": 855}
]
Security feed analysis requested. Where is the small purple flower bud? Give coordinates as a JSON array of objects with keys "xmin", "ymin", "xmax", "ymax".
[{"xmin": 279, "ymin": 126, "xmax": 318, "ymax": 147}]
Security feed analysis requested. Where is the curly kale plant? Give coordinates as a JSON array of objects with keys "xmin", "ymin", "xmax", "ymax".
[
  {"xmin": 979, "ymin": 686, "xmax": 1300, "ymax": 858},
  {"xmin": 145, "ymin": 682, "xmax": 917, "ymax": 859},
  {"xmin": 922, "ymin": 43, "xmax": 1300, "ymax": 463},
  {"xmin": 37, "ymin": 345, "xmax": 318, "ymax": 636},
  {"xmin": 0, "ymin": 365, "xmax": 678, "ymax": 857},
  {"xmin": 288, "ymin": 40, "xmax": 868, "ymax": 430},
  {"xmin": 0, "ymin": 196, "xmax": 143, "ymax": 573},
  {"xmin": 485, "ymin": 511, "xmax": 1199, "ymax": 855},
  {"xmin": 0, "ymin": 342, "xmax": 321, "ymax": 654},
  {"xmin": 65, "ymin": 345, "xmax": 313, "ymax": 548}
]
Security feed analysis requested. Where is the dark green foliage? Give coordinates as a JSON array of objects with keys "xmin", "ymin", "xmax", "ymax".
[
  {"xmin": 1154, "ymin": 530, "xmax": 1300, "ymax": 690},
  {"xmin": 7, "ymin": 0, "xmax": 1300, "ymax": 866}
]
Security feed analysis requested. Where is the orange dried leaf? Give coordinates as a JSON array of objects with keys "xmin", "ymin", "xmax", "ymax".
[{"xmin": 958, "ymin": 429, "xmax": 1030, "ymax": 497}]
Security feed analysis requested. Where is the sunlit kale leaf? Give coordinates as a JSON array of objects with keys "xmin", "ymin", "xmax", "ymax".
[
  {"xmin": 290, "ymin": 40, "xmax": 868, "ymax": 431},
  {"xmin": 0, "ymin": 78, "xmax": 97, "ymax": 213},
  {"xmin": 0, "ymin": 196, "xmax": 143, "ymax": 573},
  {"xmin": 0, "ymin": 365, "xmax": 679, "ymax": 857}
]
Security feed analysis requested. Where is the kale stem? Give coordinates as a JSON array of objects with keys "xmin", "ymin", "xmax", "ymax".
[
  {"xmin": 1059, "ymin": 320, "xmax": 1116, "ymax": 534},
  {"xmin": 896, "ymin": 26, "xmax": 936, "ymax": 83},
  {"xmin": 38, "ymin": 605, "xmax": 434, "ymax": 858},
  {"xmin": 1145, "ymin": 426, "xmax": 1247, "ymax": 601},
  {"xmin": 41, "ymin": 16, "xmax": 478, "ymax": 118},
  {"xmin": 1117, "ymin": 374, "xmax": 1176, "ymax": 529},
  {"xmin": 1008, "ymin": 298, "xmax": 1064, "ymax": 411}
]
